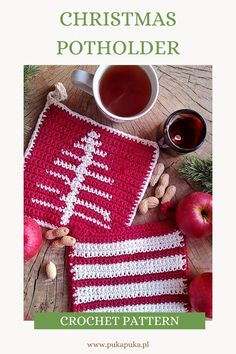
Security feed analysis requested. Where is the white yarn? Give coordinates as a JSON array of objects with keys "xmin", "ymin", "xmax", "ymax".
[
  {"xmin": 74, "ymin": 278, "xmax": 187, "ymax": 304},
  {"xmin": 46, "ymin": 82, "xmax": 68, "ymax": 106},
  {"xmin": 72, "ymin": 254, "xmax": 186, "ymax": 280},
  {"xmin": 71, "ymin": 231, "xmax": 184, "ymax": 258}
]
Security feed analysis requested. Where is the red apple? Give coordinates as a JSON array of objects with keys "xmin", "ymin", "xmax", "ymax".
[
  {"xmin": 24, "ymin": 216, "xmax": 42, "ymax": 261},
  {"xmin": 189, "ymin": 272, "xmax": 212, "ymax": 318},
  {"xmin": 175, "ymin": 192, "xmax": 212, "ymax": 238}
]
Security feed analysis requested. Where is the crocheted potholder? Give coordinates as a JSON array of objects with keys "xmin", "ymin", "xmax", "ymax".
[
  {"xmin": 24, "ymin": 84, "xmax": 159, "ymax": 232},
  {"xmin": 67, "ymin": 220, "xmax": 190, "ymax": 312}
]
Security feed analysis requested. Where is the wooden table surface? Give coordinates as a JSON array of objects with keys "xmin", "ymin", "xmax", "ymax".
[{"xmin": 24, "ymin": 65, "xmax": 212, "ymax": 318}]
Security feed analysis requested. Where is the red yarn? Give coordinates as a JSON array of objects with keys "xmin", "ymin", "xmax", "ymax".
[
  {"xmin": 67, "ymin": 220, "xmax": 190, "ymax": 312},
  {"xmin": 24, "ymin": 103, "xmax": 158, "ymax": 232}
]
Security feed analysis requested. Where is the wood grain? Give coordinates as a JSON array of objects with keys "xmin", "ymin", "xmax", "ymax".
[{"xmin": 24, "ymin": 65, "xmax": 212, "ymax": 318}]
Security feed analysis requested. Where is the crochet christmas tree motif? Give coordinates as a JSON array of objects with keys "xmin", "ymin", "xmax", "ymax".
[
  {"xmin": 32, "ymin": 129, "xmax": 113, "ymax": 229},
  {"xmin": 67, "ymin": 221, "xmax": 190, "ymax": 312},
  {"xmin": 24, "ymin": 96, "xmax": 159, "ymax": 232}
]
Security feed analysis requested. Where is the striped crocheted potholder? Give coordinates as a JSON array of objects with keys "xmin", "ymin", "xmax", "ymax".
[
  {"xmin": 24, "ymin": 84, "xmax": 159, "ymax": 232},
  {"xmin": 67, "ymin": 220, "xmax": 190, "ymax": 312}
]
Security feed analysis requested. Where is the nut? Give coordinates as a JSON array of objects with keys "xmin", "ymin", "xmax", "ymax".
[
  {"xmin": 60, "ymin": 236, "xmax": 76, "ymax": 247},
  {"xmin": 155, "ymin": 173, "xmax": 170, "ymax": 198},
  {"xmin": 159, "ymin": 173, "xmax": 170, "ymax": 188},
  {"xmin": 139, "ymin": 196, "xmax": 159, "ymax": 215},
  {"xmin": 147, "ymin": 196, "xmax": 160, "ymax": 208},
  {"xmin": 161, "ymin": 185, "xmax": 177, "ymax": 204},
  {"xmin": 46, "ymin": 261, "xmax": 57, "ymax": 280},
  {"xmin": 139, "ymin": 199, "xmax": 149, "ymax": 215},
  {"xmin": 155, "ymin": 185, "xmax": 166, "ymax": 199},
  {"xmin": 150, "ymin": 163, "xmax": 165, "ymax": 187},
  {"xmin": 44, "ymin": 227, "xmax": 70, "ymax": 240}
]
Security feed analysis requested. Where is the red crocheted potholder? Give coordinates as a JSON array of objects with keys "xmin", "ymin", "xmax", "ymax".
[
  {"xmin": 24, "ymin": 102, "xmax": 159, "ymax": 232},
  {"xmin": 67, "ymin": 220, "xmax": 190, "ymax": 312}
]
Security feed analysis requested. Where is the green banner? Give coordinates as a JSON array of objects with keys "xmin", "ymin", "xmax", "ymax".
[{"xmin": 34, "ymin": 312, "xmax": 205, "ymax": 329}]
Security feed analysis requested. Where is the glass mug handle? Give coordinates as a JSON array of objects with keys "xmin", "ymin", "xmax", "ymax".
[
  {"xmin": 71, "ymin": 70, "xmax": 94, "ymax": 96},
  {"xmin": 158, "ymin": 136, "xmax": 170, "ymax": 149}
]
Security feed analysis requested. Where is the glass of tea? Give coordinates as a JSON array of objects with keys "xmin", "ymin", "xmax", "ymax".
[
  {"xmin": 158, "ymin": 109, "xmax": 207, "ymax": 154},
  {"xmin": 71, "ymin": 65, "xmax": 159, "ymax": 122}
]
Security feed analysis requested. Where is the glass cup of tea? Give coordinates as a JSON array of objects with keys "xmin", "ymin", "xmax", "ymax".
[
  {"xmin": 158, "ymin": 109, "xmax": 207, "ymax": 155},
  {"xmin": 71, "ymin": 65, "xmax": 159, "ymax": 122}
]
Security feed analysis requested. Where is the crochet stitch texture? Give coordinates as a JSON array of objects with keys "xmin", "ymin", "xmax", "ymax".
[
  {"xmin": 24, "ymin": 85, "xmax": 189, "ymax": 313},
  {"xmin": 67, "ymin": 220, "xmax": 190, "ymax": 312},
  {"xmin": 24, "ymin": 101, "xmax": 159, "ymax": 231}
]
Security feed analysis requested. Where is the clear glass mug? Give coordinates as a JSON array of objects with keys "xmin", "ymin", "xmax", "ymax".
[{"xmin": 158, "ymin": 109, "xmax": 207, "ymax": 155}]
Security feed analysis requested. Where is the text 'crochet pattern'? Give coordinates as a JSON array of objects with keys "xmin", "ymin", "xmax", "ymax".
[
  {"xmin": 67, "ymin": 220, "xmax": 190, "ymax": 312},
  {"xmin": 24, "ymin": 101, "xmax": 159, "ymax": 232}
]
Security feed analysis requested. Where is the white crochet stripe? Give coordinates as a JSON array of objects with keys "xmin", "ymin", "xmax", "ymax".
[
  {"xmin": 36, "ymin": 183, "xmax": 61, "ymax": 195},
  {"xmin": 46, "ymin": 170, "xmax": 71, "ymax": 185},
  {"xmin": 60, "ymin": 195, "xmax": 111, "ymax": 222},
  {"xmin": 61, "ymin": 150, "xmax": 109, "ymax": 171},
  {"xmin": 54, "ymin": 158, "xmax": 111, "ymax": 181},
  {"xmin": 85, "ymin": 302, "xmax": 188, "ymax": 313},
  {"xmin": 32, "ymin": 198, "xmax": 111, "ymax": 229},
  {"xmin": 91, "ymin": 160, "xmax": 109, "ymax": 171},
  {"xmin": 86, "ymin": 170, "xmax": 114, "ymax": 185},
  {"xmin": 61, "ymin": 149, "xmax": 83, "ymax": 161},
  {"xmin": 75, "ymin": 198, "xmax": 111, "ymax": 222},
  {"xmin": 73, "ymin": 211, "xmax": 111, "ymax": 230},
  {"xmin": 72, "ymin": 254, "xmax": 186, "ymax": 280},
  {"xmin": 54, "ymin": 158, "xmax": 79, "ymax": 173},
  {"xmin": 80, "ymin": 184, "xmax": 112, "ymax": 201},
  {"xmin": 72, "ymin": 231, "xmax": 184, "ymax": 258},
  {"xmin": 31, "ymin": 198, "xmax": 64, "ymax": 212},
  {"xmin": 54, "ymin": 158, "xmax": 113, "ymax": 185},
  {"xmin": 34, "ymin": 219, "xmax": 57, "ymax": 229},
  {"xmin": 74, "ymin": 278, "xmax": 187, "ymax": 304}
]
